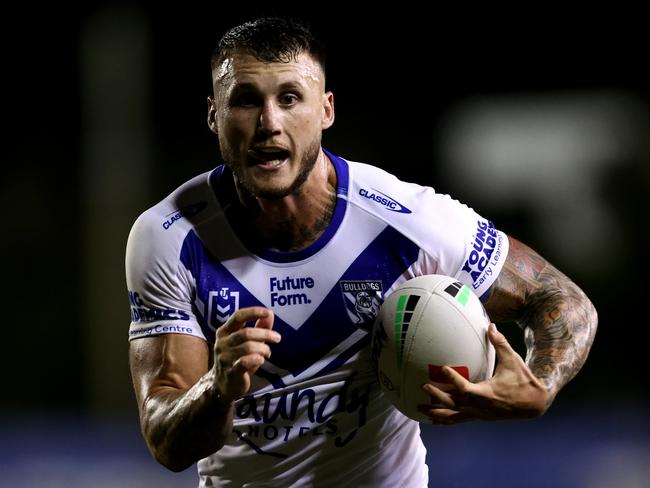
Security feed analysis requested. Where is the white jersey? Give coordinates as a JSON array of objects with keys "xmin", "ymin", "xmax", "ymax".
[{"xmin": 125, "ymin": 149, "xmax": 509, "ymax": 487}]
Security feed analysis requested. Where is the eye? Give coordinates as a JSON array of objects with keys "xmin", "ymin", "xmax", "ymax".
[
  {"xmin": 279, "ymin": 93, "xmax": 300, "ymax": 106},
  {"xmin": 231, "ymin": 92, "xmax": 261, "ymax": 107}
]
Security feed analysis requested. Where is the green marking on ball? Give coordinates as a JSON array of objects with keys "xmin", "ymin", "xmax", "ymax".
[
  {"xmin": 394, "ymin": 294, "xmax": 407, "ymax": 367},
  {"xmin": 457, "ymin": 286, "xmax": 470, "ymax": 306}
]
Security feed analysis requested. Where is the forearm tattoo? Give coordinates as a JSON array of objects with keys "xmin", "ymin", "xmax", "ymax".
[{"xmin": 484, "ymin": 238, "xmax": 598, "ymax": 400}]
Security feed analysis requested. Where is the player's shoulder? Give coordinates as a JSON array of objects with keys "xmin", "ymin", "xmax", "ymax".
[
  {"xmin": 127, "ymin": 169, "xmax": 221, "ymax": 256},
  {"xmin": 344, "ymin": 158, "xmax": 472, "ymax": 219},
  {"xmin": 341, "ymin": 156, "xmax": 484, "ymax": 256}
]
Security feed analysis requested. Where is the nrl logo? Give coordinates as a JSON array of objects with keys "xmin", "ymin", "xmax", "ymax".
[
  {"xmin": 208, "ymin": 287, "xmax": 240, "ymax": 328},
  {"xmin": 339, "ymin": 280, "xmax": 383, "ymax": 331}
]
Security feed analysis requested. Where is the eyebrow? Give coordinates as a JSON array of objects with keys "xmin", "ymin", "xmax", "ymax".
[
  {"xmin": 277, "ymin": 81, "xmax": 306, "ymax": 92},
  {"xmin": 230, "ymin": 80, "xmax": 307, "ymax": 95}
]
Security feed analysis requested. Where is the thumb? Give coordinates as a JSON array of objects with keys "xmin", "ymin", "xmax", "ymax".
[
  {"xmin": 488, "ymin": 323, "xmax": 516, "ymax": 362},
  {"xmin": 221, "ymin": 358, "xmax": 256, "ymax": 403}
]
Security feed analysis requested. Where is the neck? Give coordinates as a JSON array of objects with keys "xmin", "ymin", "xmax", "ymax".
[{"xmin": 237, "ymin": 151, "xmax": 338, "ymax": 252}]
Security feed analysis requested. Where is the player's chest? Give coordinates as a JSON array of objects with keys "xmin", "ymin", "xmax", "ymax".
[{"xmin": 196, "ymin": 224, "xmax": 420, "ymax": 334}]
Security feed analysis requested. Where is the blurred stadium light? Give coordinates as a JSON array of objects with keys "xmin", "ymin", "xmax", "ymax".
[{"xmin": 436, "ymin": 91, "xmax": 649, "ymax": 277}]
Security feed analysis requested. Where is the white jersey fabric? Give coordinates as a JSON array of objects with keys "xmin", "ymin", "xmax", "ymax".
[{"xmin": 125, "ymin": 149, "xmax": 509, "ymax": 487}]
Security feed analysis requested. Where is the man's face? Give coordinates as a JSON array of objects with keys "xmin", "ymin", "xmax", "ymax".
[{"xmin": 208, "ymin": 51, "xmax": 334, "ymax": 200}]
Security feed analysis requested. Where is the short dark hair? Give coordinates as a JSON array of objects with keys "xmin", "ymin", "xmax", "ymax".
[{"xmin": 211, "ymin": 17, "xmax": 326, "ymax": 75}]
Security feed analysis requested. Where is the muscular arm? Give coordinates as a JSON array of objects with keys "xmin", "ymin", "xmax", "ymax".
[
  {"xmin": 129, "ymin": 307, "xmax": 278, "ymax": 471},
  {"xmin": 130, "ymin": 334, "xmax": 233, "ymax": 472},
  {"xmin": 483, "ymin": 236, "xmax": 598, "ymax": 410}
]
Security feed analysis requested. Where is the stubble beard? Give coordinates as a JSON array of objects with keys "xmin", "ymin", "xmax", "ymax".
[{"xmin": 225, "ymin": 138, "xmax": 322, "ymax": 201}]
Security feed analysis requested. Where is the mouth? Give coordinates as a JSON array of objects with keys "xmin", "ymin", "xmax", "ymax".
[{"xmin": 247, "ymin": 147, "xmax": 290, "ymax": 169}]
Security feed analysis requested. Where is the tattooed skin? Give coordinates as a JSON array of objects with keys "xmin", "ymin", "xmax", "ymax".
[
  {"xmin": 483, "ymin": 236, "xmax": 598, "ymax": 407},
  {"xmin": 261, "ymin": 190, "xmax": 337, "ymax": 252}
]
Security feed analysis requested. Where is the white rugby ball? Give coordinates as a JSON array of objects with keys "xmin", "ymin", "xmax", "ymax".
[{"xmin": 371, "ymin": 274, "xmax": 495, "ymax": 422}]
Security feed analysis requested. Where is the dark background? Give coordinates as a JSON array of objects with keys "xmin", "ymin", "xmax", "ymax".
[{"xmin": 2, "ymin": 4, "xmax": 648, "ymax": 487}]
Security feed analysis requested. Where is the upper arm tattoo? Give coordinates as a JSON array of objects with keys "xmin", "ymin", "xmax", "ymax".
[{"xmin": 483, "ymin": 236, "xmax": 598, "ymax": 398}]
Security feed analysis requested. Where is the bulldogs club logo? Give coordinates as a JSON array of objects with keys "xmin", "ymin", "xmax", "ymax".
[
  {"xmin": 339, "ymin": 280, "xmax": 383, "ymax": 331},
  {"xmin": 208, "ymin": 287, "xmax": 240, "ymax": 328}
]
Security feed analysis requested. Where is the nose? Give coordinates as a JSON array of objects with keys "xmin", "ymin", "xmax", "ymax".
[{"xmin": 257, "ymin": 100, "xmax": 282, "ymax": 136}]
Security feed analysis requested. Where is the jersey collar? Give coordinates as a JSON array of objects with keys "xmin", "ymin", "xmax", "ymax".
[{"xmin": 210, "ymin": 148, "xmax": 349, "ymax": 263}]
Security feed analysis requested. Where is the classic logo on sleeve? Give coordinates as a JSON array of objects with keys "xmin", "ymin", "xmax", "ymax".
[
  {"xmin": 358, "ymin": 188, "xmax": 412, "ymax": 214},
  {"xmin": 162, "ymin": 201, "xmax": 207, "ymax": 230},
  {"xmin": 339, "ymin": 280, "xmax": 383, "ymax": 330}
]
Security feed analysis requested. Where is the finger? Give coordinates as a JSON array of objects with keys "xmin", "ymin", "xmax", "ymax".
[
  {"xmin": 254, "ymin": 309, "xmax": 276, "ymax": 331},
  {"xmin": 422, "ymin": 383, "xmax": 456, "ymax": 408},
  {"xmin": 231, "ymin": 354, "xmax": 266, "ymax": 376},
  {"xmin": 216, "ymin": 340, "xmax": 272, "ymax": 370},
  {"xmin": 228, "ymin": 327, "xmax": 281, "ymax": 346},
  {"xmin": 487, "ymin": 323, "xmax": 519, "ymax": 365},
  {"xmin": 428, "ymin": 380, "xmax": 457, "ymax": 393},
  {"xmin": 417, "ymin": 407, "xmax": 476, "ymax": 425},
  {"xmin": 222, "ymin": 355, "xmax": 264, "ymax": 402},
  {"xmin": 218, "ymin": 307, "xmax": 271, "ymax": 336},
  {"xmin": 433, "ymin": 410, "xmax": 475, "ymax": 424},
  {"xmin": 488, "ymin": 322, "xmax": 511, "ymax": 351},
  {"xmin": 441, "ymin": 366, "xmax": 475, "ymax": 394},
  {"xmin": 231, "ymin": 341, "xmax": 273, "ymax": 360}
]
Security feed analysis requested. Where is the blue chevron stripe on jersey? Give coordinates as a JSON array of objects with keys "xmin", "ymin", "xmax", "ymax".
[{"xmin": 179, "ymin": 224, "xmax": 419, "ymax": 381}]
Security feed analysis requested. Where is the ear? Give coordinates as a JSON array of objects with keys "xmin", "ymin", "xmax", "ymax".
[
  {"xmin": 321, "ymin": 91, "xmax": 335, "ymax": 130},
  {"xmin": 207, "ymin": 96, "xmax": 218, "ymax": 135}
]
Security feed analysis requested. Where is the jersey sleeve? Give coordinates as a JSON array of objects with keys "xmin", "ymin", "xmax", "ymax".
[
  {"xmin": 125, "ymin": 211, "xmax": 206, "ymax": 342},
  {"xmin": 345, "ymin": 160, "xmax": 509, "ymax": 300},
  {"xmin": 415, "ymin": 190, "xmax": 510, "ymax": 299}
]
